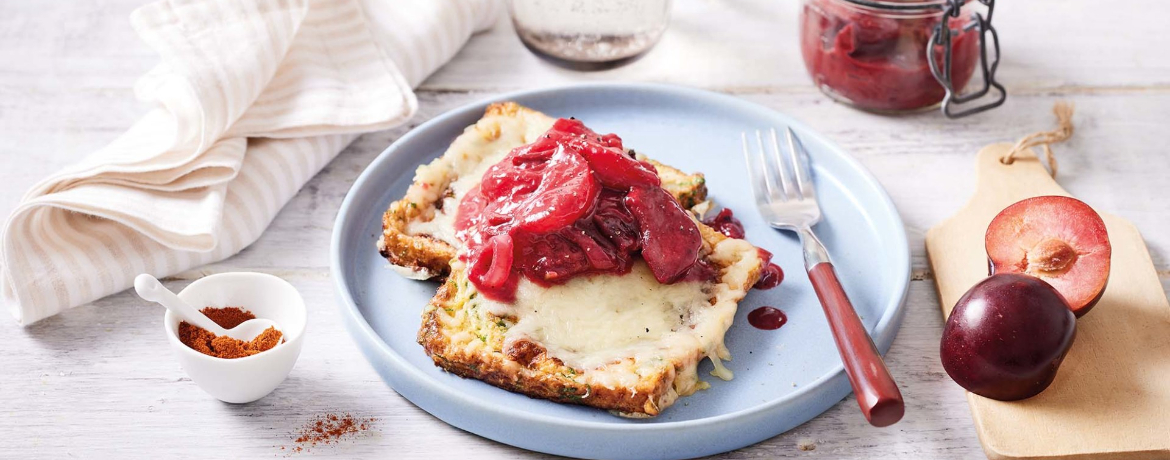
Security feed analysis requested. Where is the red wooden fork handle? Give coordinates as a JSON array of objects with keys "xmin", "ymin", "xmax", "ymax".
[{"xmin": 808, "ymin": 262, "xmax": 905, "ymax": 427}]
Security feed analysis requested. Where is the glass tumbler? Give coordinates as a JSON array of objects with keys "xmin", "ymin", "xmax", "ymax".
[{"xmin": 508, "ymin": 0, "xmax": 672, "ymax": 69}]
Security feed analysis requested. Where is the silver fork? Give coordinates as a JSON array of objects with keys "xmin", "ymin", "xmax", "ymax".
[{"xmin": 743, "ymin": 128, "xmax": 904, "ymax": 427}]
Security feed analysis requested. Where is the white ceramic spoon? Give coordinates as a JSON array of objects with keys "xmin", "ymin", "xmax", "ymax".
[{"xmin": 134, "ymin": 274, "xmax": 281, "ymax": 344}]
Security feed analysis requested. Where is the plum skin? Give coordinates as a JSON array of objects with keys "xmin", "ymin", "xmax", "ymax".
[{"xmin": 941, "ymin": 273, "xmax": 1077, "ymax": 401}]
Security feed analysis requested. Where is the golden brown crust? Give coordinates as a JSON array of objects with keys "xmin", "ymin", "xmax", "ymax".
[
  {"xmin": 484, "ymin": 101, "xmax": 525, "ymax": 117},
  {"xmin": 504, "ymin": 338, "xmax": 549, "ymax": 369},
  {"xmin": 378, "ymin": 198, "xmax": 457, "ymax": 278},
  {"xmin": 645, "ymin": 158, "xmax": 708, "ymax": 210}
]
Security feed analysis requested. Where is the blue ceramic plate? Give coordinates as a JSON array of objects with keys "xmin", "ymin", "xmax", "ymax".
[{"xmin": 331, "ymin": 83, "xmax": 909, "ymax": 460}]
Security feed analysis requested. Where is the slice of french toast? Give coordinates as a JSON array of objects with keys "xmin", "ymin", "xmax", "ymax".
[
  {"xmin": 378, "ymin": 102, "xmax": 763, "ymax": 417},
  {"xmin": 419, "ymin": 223, "xmax": 763, "ymax": 417},
  {"xmin": 377, "ymin": 102, "xmax": 708, "ymax": 280}
]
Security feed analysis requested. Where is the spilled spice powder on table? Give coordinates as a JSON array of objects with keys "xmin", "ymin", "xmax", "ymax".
[
  {"xmin": 178, "ymin": 307, "xmax": 283, "ymax": 359},
  {"xmin": 282, "ymin": 413, "xmax": 377, "ymax": 453}
]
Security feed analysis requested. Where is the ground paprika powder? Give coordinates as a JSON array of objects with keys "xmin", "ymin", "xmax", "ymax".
[
  {"xmin": 282, "ymin": 413, "xmax": 377, "ymax": 453},
  {"xmin": 178, "ymin": 306, "xmax": 283, "ymax": 359}
]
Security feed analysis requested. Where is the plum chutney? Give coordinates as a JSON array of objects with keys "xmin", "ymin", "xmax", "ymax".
[
  {"xmin": 454, "ymin": 118, "xmax": 711, "ymax": 302},
  {"xmin": 702, "ymin": 208, "xmax": 784, "ymax": 291}
]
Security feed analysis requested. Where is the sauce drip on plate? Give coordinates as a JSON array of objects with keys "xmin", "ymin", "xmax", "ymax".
[{"xmin": 748, "ymin": 306, "xmax": 788, "ymax": 330}]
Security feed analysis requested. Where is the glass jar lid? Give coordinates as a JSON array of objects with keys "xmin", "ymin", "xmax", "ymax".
[{"xmin": 840, "ymin": 0, "xmax": 964, "ymax": 12}]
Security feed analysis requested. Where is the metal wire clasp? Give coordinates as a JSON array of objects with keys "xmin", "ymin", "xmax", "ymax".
[{"xmin": 928, "ymin": 0, "xmax": 1006, "ymax": 118}]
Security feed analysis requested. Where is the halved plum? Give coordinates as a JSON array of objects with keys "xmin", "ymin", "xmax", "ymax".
[
  {"xmin": 941, "ymin": 273, "xmax": 1077, "ymax": 401},
  {"xmin": 985, "ymin": 196, "xmax": 1111, "ymax": 317}
]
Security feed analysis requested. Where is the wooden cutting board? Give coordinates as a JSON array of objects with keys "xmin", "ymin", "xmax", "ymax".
[{"xmin": 926, "ymin": 144, "xmax": 1170, "ymax": 460}]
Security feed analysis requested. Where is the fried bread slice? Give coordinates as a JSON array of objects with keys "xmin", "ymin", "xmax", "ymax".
[
  {"xmin": 418, "ymin": 223, "xmax": 763, "ymax": 417},
  {"xmin": 378, "ymin": 102, "xmax": 762, "ymax": 417},
  {"xmin": 377, "ymin": 102, "xmax": 708, "ymax": 280}
]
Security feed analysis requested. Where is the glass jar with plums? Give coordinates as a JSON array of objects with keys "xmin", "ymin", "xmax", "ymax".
[{"xmin": 800, "ymin": 0, "xmax": 1005, "ymax": 117}]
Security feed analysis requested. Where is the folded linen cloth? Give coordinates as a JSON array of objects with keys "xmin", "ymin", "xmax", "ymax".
[{"xmin": 2, "ymin": 0, "xmax": 501, "ymax": 325}]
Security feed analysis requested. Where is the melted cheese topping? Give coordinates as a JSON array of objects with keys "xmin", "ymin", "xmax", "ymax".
[
  {"xmin": 480, "ymin": 262, "xmax": 708, "ymax": 373},
  {"xmin": 464, "ymin": 237, "xmax": 759, "ymax": 390}
]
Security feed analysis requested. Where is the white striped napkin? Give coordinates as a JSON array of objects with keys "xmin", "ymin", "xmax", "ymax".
[{"xmin": 1, "ymin": 0, "xmax": 501, "ymax": 325}]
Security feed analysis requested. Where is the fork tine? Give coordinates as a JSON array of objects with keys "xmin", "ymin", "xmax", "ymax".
[
  {"xmin": 769, "ymin": 128, "xmax": 798, "ymax": 201},
  {"xmin": 755, "ymin": 130, "xmax": 782, "ymax": 202},
  {"xmin": 741, "ymin": 132, "xmax": 773, "ymax": 208},
  {"xmin": 786, "ymin": 127, "xmax": 815, "ymax": 200}
]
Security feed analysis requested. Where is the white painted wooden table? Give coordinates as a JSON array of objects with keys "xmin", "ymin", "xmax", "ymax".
[{"xmin": 2, "ymin": 1, "xmax": 1168, "ymax": 458}]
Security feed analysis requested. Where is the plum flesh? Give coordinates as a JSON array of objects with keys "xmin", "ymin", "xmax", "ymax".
[
  {"xmin": 941, "ymin": 273, "xmax": 1077, "ymax": 401},
  {"xmin": 986, "ymin": 195, "xmax": 1111, "ymax": 317}
]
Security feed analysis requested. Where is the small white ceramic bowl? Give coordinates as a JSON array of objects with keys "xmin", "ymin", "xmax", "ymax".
[{"xmin": 163, "ymin": 272, "xmax": 306, "ymax": 403}]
